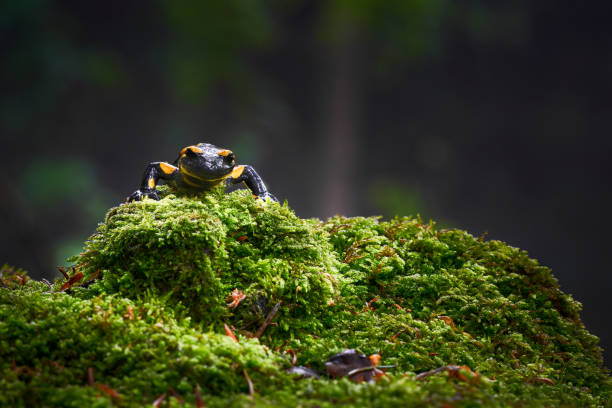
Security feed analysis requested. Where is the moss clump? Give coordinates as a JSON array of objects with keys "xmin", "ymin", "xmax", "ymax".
[
  {"xmin": 1, "ymin": 187, "xmax": 610, "ymax": 407},
  {"xmin": 0, "ymin": 285, "xmax": 283, "ymax": 407},
  {"xmin": 75, "ymin": 186, "xmax": 338, "ymax": 336}
]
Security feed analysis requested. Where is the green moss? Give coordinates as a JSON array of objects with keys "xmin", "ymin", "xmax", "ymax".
[
  {"xmin": 74, "ymin": 186, "xmax": 338, "ymax": 336},
  {"xmin": 0, "ymin": 285, "xmax": 285, "ymax": 407},
  {"xmin": 1, "ymin": 187, "xmax": 610, "ymax": 407}
]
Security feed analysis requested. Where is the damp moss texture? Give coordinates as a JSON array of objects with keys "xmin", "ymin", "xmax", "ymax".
[{"xmin": 1, "ymin": 185, "xmax": 610, "ymax": 407}]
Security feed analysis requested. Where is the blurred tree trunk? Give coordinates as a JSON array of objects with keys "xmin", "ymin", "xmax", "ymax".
[{"xmin": 318, "ymin": 22, "xmax": 361, "ymax": 218}]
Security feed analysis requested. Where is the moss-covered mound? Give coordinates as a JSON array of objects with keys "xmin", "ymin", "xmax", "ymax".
[
  {"xmin": 1, "ymin": 186, "xmax": 610, "ymax": 407},
  {"xmin": 76, "ymin": 186, "xmax": 338, "ymax": 335}
]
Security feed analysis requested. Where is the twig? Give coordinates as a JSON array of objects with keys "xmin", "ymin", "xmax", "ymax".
[
  {"xmin": 57, "ymin": 266, "xmax": 70, "ymax": 280},
  {"xmin": 286, "ymin": 348, "xmax": 297, "ymax": 366},
  {"xmin": 526, "ymin": 377, "xmax": 554, "ymax": 385},
  {"xmin": 224, "ymin": 323, "xmax": 238, "ymax": 343},
  {"xmin": 194, "ymin": 385, "xmax": 205, "ymax": 408},
  {"xmin": 97, "ymin": 383, "xmax": 121, "ymax": 400},
  {"xmin": 243, "ymin": 369, "xmax": 254, "ymax": 398},
  {"xmin": 152, "ymin": 393, "xmax": 166, "ymax": 408},
  {"xmin": 347, "ymin": 366, "xmax": 376, "ymax": 377},
  {"xmin": 87, "ymin": 367, "xmax": 94, "ymax": 387},
  {"xmin": 347, "ymin": 365, "xmax": 396, "ymax": 377},
  {"xmin": 168, "ymin": 387, "xmax": 185, "ymax": 404},
  {"xmin": 415, "ymin": 365, "xmax": 460, "ymax": 381},
  {"xmin": 42, "ymin": 279, "xmax": 53, "ymax": 291},
  {"xmin": 255, "ymin": 301, "xmax": 282, "ymax": 338}
]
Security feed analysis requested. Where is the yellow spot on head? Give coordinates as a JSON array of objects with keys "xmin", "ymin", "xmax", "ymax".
[
  {"xmin": 159, "ymin": 162, "xmax": 176, "ymax": 175},
  {"xmin": 230, "ymin": 165, "xmax": 245, "ymax": 179},
  {"xmin": 180, "ymin": 145, "xmax": 203, "ymax": 156},
  {"xmin": 148, "ymin": 178, "xmax": 156, "ymax": 189},
  {"xmin": 218, "ymin": 149, "xmax": 233, "ymax": 157}
]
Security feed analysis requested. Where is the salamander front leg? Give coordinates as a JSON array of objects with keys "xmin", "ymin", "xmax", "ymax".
[
  {"xmin": 227, "ymin": 165, "xmax": 278, "ymax": 202},
  {"xmin": 127, "ymin": 162, "xmax": 178, "ymax": 202}
]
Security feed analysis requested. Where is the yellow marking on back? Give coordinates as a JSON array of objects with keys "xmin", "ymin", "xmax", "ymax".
[
  {"xmin": 218, "ymin": 149, "xmax": 232, "ymax": 156},
  {"xmin": 148, "ymin": 178, "xmax": 156, "ymax": 189},
  {"xmin": 159, "ymin": 162, "xmax": 177, "ymax": 175},
  {"xmin": 229, "ymin": 165, "xmax": 245, "ymax": 179}
]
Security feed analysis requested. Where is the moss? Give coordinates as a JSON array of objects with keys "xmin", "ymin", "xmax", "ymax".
[
  {"xmin": 74, "ymin": 186, "xmax": 339, "ymax": 336},
  {"xmin": 1, "ymin": 187, "xmax": 610, "ymax": 407},
  {"xmin": 0, "ymin": 286, "xmax": 287, "ymax": 407}
]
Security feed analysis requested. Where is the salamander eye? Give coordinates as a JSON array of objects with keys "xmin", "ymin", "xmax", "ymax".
[
  {"xmin": 224, "ymin": 152, "xmax": 236, "ymax": 165},
  {"xmin": 218, "ymin": 149, "xmax": 235, "ymax": 165}
]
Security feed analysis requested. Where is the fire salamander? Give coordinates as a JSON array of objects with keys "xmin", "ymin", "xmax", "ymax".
[{"xmin": 127, "ymin": 143, "xmax": 277, "ymax": 202}]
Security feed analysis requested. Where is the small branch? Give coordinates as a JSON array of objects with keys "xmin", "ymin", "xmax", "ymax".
[
  {"xmin": 243, "ymin": 369, "xmax": 254, "ymax": 398},
  {"xmin": 224, "ymin": 323, "xmax": 238, "ymax": 343},
  {"xmin": 255, "ymin": 301, "xmax": 282, "ymax": 338},
  {"xmin": 87, "ymin": 367, "xmax": 95, "ymax": 387},
  {"xmin": 193, "ymin": 386, "xmax": 205, "ymax": 408},
  {"xmin": 347, "ymin": 365, "xmax": 396, "ymax": 377},
  {"xmin": 347, "ymin": 366, "xmax": 375, "ymax": 377},
  {"xmin": 42, "ymin": 279, "xmax": 53, "ymax": 291},
  {"xmin": 57, "ymin": 266, "xmax": 70, "ymax": 280},
  {"xmin": 415, "ymin": 365, "xmax": 460, "ymax": 381}
]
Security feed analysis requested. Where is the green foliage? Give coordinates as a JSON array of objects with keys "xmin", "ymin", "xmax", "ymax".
[
  {"xmin": 0, "ymin": 286, "xmax": 283, "ymax": 407},
  {"xmin": 75, "ymin": 185, "xmax": 338, "ymax": 335},
  {"xmin": 1, "ymin": 189, "xmax": 610, "ymax": 406}
]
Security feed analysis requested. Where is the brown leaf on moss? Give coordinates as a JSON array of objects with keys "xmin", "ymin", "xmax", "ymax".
[
  {"xmin": 416, "ymin": 365, "xmax": 479, "ymax": 383},
  {"xmin": 437, "ymin": 315, "xmax": 456, "ymax": 330},
  {"xmin": 123, "ymin": 305, "xmax": 134, "ymax": 320},
  {"xmin": 325, "ymin": 349, "xmax": 384, "ymax": 383},
  {"xmin": 59, "ymin": 270, "xmax": 83, "ymax": 292},
  {"xmin": 226, "ymin": 289, "xmax": 246, "ymax": 309},
  {"xmin": 526, "ymin": 377, "xmax": 555, "ymax": 386},
  {"xmin": 369, "ymin": 354, "xmax": 381, "ymax": 367},
  {"xmin": 224, "ymin": 323, "xmax": 238, "ymax": 343},
  {"xmin": 97, "ymin": 383, "xmax": 121, "ymax": 399}
]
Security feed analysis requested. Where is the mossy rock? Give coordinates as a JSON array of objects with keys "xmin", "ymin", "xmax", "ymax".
[
  {"xmin": 1, "ymin": 186, "xmax": 610, "ymax": 407},
  {"xmin": 75, "ymin": 186, "xmax": 339, "ymax": 335}
]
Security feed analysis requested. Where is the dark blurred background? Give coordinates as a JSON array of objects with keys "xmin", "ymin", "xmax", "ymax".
[{"xmin": 1, "ymin": 1, "xmax": 610, "ymax": 364}]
